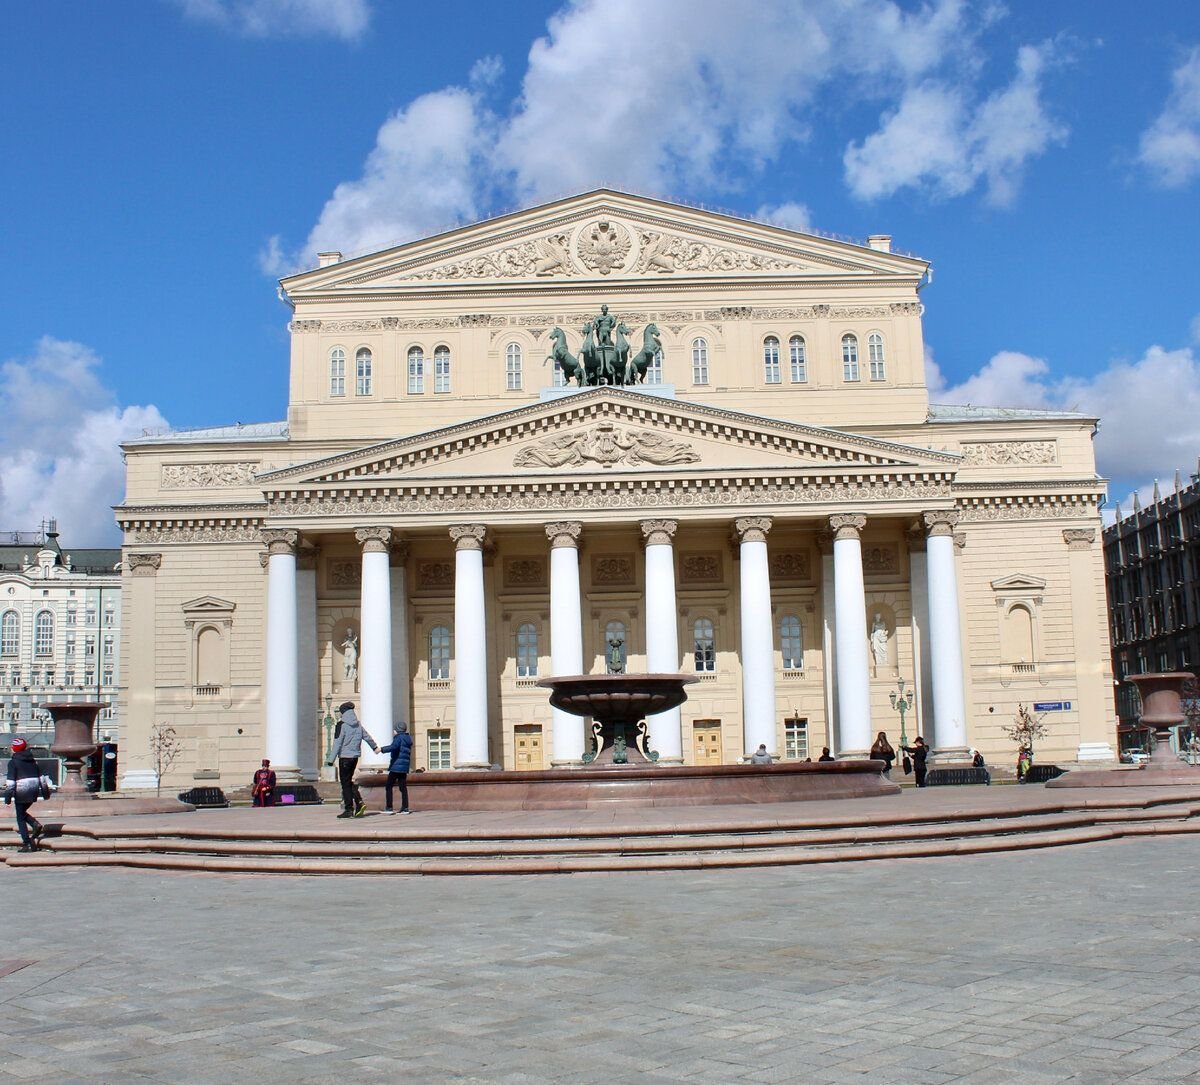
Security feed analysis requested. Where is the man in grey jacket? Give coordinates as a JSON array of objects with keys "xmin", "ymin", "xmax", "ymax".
[{"xmin": 326, "ymin": 701, "xmax": 379, "ymax": 818}]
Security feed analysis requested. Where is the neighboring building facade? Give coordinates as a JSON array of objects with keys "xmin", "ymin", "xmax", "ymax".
[
  {"xmin": 1104, "ymin": 473, "xmax": 1200, "ymax": 749},
  {"xmin": 116, "ymin": 190, "xmax": 1116, "ymax": 791},
  {"xmin": 0, "ymin": 521, "xmax": 122, "ymax": 738}
]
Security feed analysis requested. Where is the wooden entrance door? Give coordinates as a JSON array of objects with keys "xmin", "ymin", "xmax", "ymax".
[
  {"xmin": 514, "ymin": 724, "xmax": 544, "ymax": 771},
  {"xmin": 693, "ymin": 720, "xmax": 722, "ymax": 765}
]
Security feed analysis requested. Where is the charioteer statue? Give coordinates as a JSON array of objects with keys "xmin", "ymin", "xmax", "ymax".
[{"xmin": 544, "ymin": 304, "xmax": 662, "ymax": 388}]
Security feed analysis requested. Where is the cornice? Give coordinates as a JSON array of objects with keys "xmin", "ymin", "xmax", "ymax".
[
  {"xmin": 951, "ymin": 479, "xmax": 1105, "ymax": 496},
  {"xmin": 115, "ymin": 501, "xmax": 267, "ymax": 519}
]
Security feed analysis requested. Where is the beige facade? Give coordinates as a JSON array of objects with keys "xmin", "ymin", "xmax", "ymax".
[{"xmin": 116, "ymin": 190, "xmax": 1116, "ymax": 790}]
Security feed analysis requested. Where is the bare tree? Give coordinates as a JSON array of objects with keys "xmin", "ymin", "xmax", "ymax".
[
  {"xmin": 1003, "ymin": 703, "xmax": 1049, "ymax": 758},
  {"xmin": 149, "ymin": 722, "xmax": 182, "ymax": 798}
]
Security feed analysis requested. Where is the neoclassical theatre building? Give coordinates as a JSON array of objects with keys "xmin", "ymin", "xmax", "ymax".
[{"xmin": 116, "ymin": 190, "xmax": 1116, "ymax": 789}]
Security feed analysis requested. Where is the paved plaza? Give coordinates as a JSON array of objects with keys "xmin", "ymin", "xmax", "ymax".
[{"xmin": 1, "ymin": 836, "xmax": 1198, "ymax": 1084}]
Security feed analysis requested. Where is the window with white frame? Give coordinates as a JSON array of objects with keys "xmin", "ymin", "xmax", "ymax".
[
  {"xmin": 103, "ymin": 634, "xmax": 114, "ymax": 659},
  {"xmin": 66, "ymin": 604, "xmax": 77, "ymax": 627},
  {"xmin": 693, "ymin": 617, "xmax": 715, "ymax": 672},
  {"xmin": 329, "ymin": 347, "xmax": 346, "ymax": 396},
  {"xmin": 407, "ymin": 346, "xmax": 424, "ymax": 394},
  {"xmin": 785, "ymin": 718, "xmax": 809, "ymax": 760},
  {"xmin": 505, "ymin": 343, "xmax": 523, "ymax": 390},
  {"xmin": 34, "ymin": 611, "xmax": 54, "ymax": 658},
  {"xmin": 763, "ymin": 336, "xmax": 781, "ymax": 384},
  {"xmin": 84, "ymin": 669, "xmax": 94, "ymax": 686},
  {"xmin": 85, "ymin": 635, "xmax": 96, "ymax": 658},
  {"xmin": 433, "ymin": 345, "xmax": 451, "ymax": 393},
  {"xmin": 516, "ymin": 622, "xmax": 538, "ymax": 677},
  {"xmin": 691, "ymin": 338, "xmax": 709, "ymax": 384},
  {"xmin": 64, "ymin": 669, "xmax": 74, "ymax": 686},
  {"xmin": 648, "ymin": 348, "xmax": 663, "ymax": 385},
  {"xmin": 103, "ymin": 602, "xmax": 115, "ymax": 626},
  {"xmin": 605, "ymin": 620, "xmax": 627, "ymax": 672},
  {"xmin": 789, "ymin": 335, "xmax": 807, "ymax": 383},
  {"xmin": 842, "ymin": 334, "xmax": 860, "ymax": 381},
  {"xmin": 65, "ymin": 632, "xmax": 76, "ymax": 657},
  {"xmin": 868, "ymin": 332, "xmax": 886, "ymax": 381},
  {"xmin": 428, "ymin": 624, "xmax": 450, "ymax": 679},
  {"xmin": 355, "ymin": 347, "xmax": 373, "ymax": 395},
  {"xmin": 85, "ymin": 603, "xmax": 96, "ymax": 625},
  {"xmin": 427, "ymin": 728, "xmax": 452, "ymax": 769},
  {"xmin": 1, "ymin": 611, "xmax": 18, "ymax": 657},
  {"xmin": 103, "ymin": 668, "xmax": 113, "ymax": 686},
  {"xmin": 780, "ymin": 615, "xmax": 803, "ymax": 670}
]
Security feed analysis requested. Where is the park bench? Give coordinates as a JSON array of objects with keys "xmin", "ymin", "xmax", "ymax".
[
  {"xmin": 1021, "ymin": 764, "xmax": 1065, "ymax": 784},
  {"xmin": 926, "ymin": 766, "xmax": 991, "ymax": 786},
  {"xmin": 275, "ymin": 785, "xmax": 323, "ymax": 805},
  {"xmin": 178, "ymin": 787, "xmax": 229, "ymax": 808}
]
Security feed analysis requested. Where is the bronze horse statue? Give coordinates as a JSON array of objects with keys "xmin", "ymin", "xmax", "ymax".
[
  {"xmin": 626, "ymin": 323, "xmax": 662, "ymax": 384},
  {"xmin": 545, "ymin": 327, "xmax": 586, "ymax": 386}
]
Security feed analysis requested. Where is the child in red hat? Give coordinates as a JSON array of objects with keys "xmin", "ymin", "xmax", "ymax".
[{"xmin": 5, "ymin": 738, "xmax": 46, "ymax": 851}]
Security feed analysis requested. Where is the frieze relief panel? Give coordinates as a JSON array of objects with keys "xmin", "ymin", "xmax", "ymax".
[
  {"xmin": 862, "ymin": 544, "xmax": 899, "ymax": 574},
  {"xmin": 504, "ymin": 558, "xmax": 546, "ymax": 590},
  {"xmin": 680, "ymin": 553, "xmax": 723, "ymax": 584},
  {"xmin": 960, "ymin": 441, "xmax": 1058, "ymax": 466},
  {"xmin": 327, "ymin": 560, "xmax": 362, "ymax": 591},
  {"xmin": 125, "ymin": 525, "xmax": 263, "ymax": 544},
  {"xmin": 162, "ymin": 463, "xmax": 259, "ymax": 488},
  {"xmin": 513, "ymin": 424, "xmax": 700, "ymax": 469},
  {"xmin": 417, "ymin": 562, "xmax": 454, "ymax": 590},
  {"xmin": 770, "ymin": 551, "xmax": 812, "ymax": 582},
  {"xmin": 591, "ymin": 555, "xmax": 635, "ymax": 587}
]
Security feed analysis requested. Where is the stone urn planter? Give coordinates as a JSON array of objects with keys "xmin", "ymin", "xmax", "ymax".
[{"xmin": 43, "ymin": 701, "xmax": 104, "ymax": 798}]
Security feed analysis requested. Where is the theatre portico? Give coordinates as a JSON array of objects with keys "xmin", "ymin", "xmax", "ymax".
[{"xmin": 115, "ymin": 189, "xmax": 1116, "ymax": 793}]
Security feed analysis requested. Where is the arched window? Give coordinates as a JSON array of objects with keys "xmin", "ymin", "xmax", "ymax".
[
  {"xmin": 604, "ymin": 620, "xmax": 627, "ymax": 673},
  {"xmin": 842, "ymin": 334, "xmax": 859, "ymax": 381},
  {"xmin": 0, "ymin": 611, "xmax": 18, "ymax": 657},
  {"xmin": 789, "ymin": 335, "xmax": 807, "ymax": 383},
  {"xmin": 505, "ymin": 343, "xmax": 523, "ymax": 391},
  {"xmin": 329, "ymin": 347, "xmax": 346, "ymax": 397},
  {"xmin": 693, "ymin": 618, "xmax": 715, "ymax": 672},
  {"xmin": 780, "ymin": 615, "xmax": 803, "ymax": 670},
  {"xmin": 516, "ymin": 622, "xmax": 538, "ymax": 677},
  {"xmin": 648, "ymin": 348, "xmax": 663, "ymax": 385},
  {"xmin": 691, "ymin": 338, "xmax": 709, "ymax": 384},
  {"xmin": 34, "ymin": 611, "xmax": 54, "ymax": 658},
  {"xmin": 868, "ymin": 333, "xmax": 886, "ymax": 381},
  {"xmin": 407, "ymin": 346, "xmax": 424, "ymax": 394},
  {"xmin": 434, "ymin": 345, "xmax": 451, "ymax": 393},
  {"xmin": 428, "ymin": 624, "xmax": 451, "ymax": 679},
  {"xmin": 763, "ymin": 336, "xmax": 781, "ymax": 384},
  {"xmin": 355, "ymin": 347, "xmax": 373, "ymax": 395}
]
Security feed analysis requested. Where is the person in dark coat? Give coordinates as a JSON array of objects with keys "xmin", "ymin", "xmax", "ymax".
[
  {"xmin": 4, "ymin": 738, "xmax": 45, "ymax": 851},
  {"xmin": 379, "ymin": 722, "xmax": 414, "ymax": 814},
  {"xmin": 817, "ymin": 747, "xmax": 835, "ymax": 762},
  {"xmin": 902, "ymin": 736, "xmax": 930, "ymax": 787},
  {"xmin": 870, "ymin": 731, "xmax": 896, "ymax": 775},
  {"xmin": 252, "ymin": 759, "xmax": 277, "ymax": 807}
]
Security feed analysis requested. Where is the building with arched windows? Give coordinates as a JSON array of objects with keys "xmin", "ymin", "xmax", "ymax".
[{"xmin": 116, "ymin": 190, "xmax": 1116, "ymax": 790}]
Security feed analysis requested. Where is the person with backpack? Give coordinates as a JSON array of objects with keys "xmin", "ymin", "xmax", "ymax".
[
  {"xmin": 5, "ymin": 738, "xmax": 47, "ymax": 851},
  {"xmin": 379, "ymin": 722, "xmax": 414, "ymax": 814},
  {"xmin": 325, "ymin": 701, "xmax": 379, "ymax": 818},
  {"xmin": 901, "ymin": 736, "xmax": 930, "ymax": 787}
]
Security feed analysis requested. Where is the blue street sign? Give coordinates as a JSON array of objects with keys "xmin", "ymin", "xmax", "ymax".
[{"xmin": 1033, "ymin": 701, "xmax": 1071, "ymax": 712}]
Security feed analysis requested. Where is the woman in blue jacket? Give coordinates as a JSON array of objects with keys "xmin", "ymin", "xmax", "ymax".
[{"xmin": 379, "ymin": 722, "xmax": 414, "ymax": 814}]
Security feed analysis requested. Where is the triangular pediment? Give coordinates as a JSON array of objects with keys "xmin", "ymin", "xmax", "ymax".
[
  {"xmin": 280, "ymin": 189, "xmax": 927, "ymax": 296},
  {"xmin": 261, "ymin": 389, "xmax": 959, "ymax": 491},
  {"xmin": 181, "ymin": 595, "xmax": 236, "ymax": 618},
  {"xmin": 990, "ymin": 574, "xmax": 1047, "ymax": 592}
]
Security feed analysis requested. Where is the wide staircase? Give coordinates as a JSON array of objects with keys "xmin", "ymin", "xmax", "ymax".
[{"xmin": 5, "ymin": 792, "xmax": 1200, "ymax": 876}]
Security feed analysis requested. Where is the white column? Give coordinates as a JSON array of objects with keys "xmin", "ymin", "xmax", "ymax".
[
  {"xmin": 831, "ymin": 514, "xmax": 871, "ymax": 757},
  {"xmin": 641, "ymin": 519, "xmax": 683, "ymax": 764},
  {"xmin": 452, "ymin": 524, "xmax": 490, "ymax": 768},
  {"xmin": 356, "ymin": 526, "xmax": 392, "ymax": 768},
  {"xmin": 925, "ymin": 511, "xmax": 969, "ymax": 759},
  {"xmin": 296, "ymin": 545, "xmax": 319, "ymax": 781},
  {"xmin": 908, "ymin": 528, "xmax": 934, "ymax": 745},
  {"xmin": 264, "ymin": 529, "xmax": 300, "ymax": 778},
  {"xmin": 390, "ymin": 542, "xmax": 411, "ymax": 731},
  {"xmin": 819, "ymin": 535, "xmax": 839, "ymax": 753},
  {"xmin": 737, "ymin": 516, "xmax": 777, "ymax": 756},
  {"xmin": 546, "ymin": 521, "xmax": 584, "ymax": 765}
]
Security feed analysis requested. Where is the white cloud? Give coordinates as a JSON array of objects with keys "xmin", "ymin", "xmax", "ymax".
[
  {"xmin": 277, "ymin": 0, "xmax": 1065, "ymax": 270},
  {"xmin": 930, "ymin": 343, "xmax": 1200, "ymax": 511},
  {"xmin": 754, "ymin": 202, "xmax": 814, "ymax": 233},
  {"xmin": 1138, "ymin": 46, "xmax": 1200, "ymax": 188},
  {"xmin": 0, "ymin": 338, "xmax": 168, "ymax": 546},
  {"xmin": 175, "ymin": 0, "xmax": 370, "ymax": 40}
]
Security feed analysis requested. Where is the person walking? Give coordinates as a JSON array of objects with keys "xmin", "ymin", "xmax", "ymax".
[
  {"xmin": 379, "ymin": 722, "xmax": 414, "ymax": 814},
  {"xmin": 4, "ymin": 738, "xmax": 47, "ymax": 852},
  {"xmin": 902, "ymin": 736, "xmax": 930, "ymax": 787},
  {"xmin": 326, "ymin": 701, "xmax": 379, "ymax": 818},
  {"xmin": 870, "ymin": 731, "xmax": 896, "ymax": 775},
  {"xmin": 1017, "ymin": 745, "xmax": 1032, "ymax": 783},
  {"xmin": 251, "ymin": 758, "xmax": 277, "ymax": 807}
]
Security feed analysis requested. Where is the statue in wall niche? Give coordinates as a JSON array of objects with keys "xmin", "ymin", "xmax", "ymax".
[
  {"xmin": 341, "ymin": 629, "xmax": 359, "ymax": 682},
  {"xmin": 870, "ymin": 614, "xmax": 889, "ymax": 667}
]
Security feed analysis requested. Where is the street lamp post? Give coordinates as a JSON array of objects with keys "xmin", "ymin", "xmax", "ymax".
[
  {"xmin": 322, "ymin": 693, "xmax": 335, "ymax": 768},
  {"xmin": 889, "ymin": 677, "xmax": 914, "ymax": 751}
]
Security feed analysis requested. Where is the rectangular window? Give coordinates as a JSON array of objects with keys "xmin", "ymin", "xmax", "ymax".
[
  {"xmin": 85, "ymin": 605, "xmax": 96, "ymax": 625},
  {"xmin": 64, "ymin": 670, "xmax": 74, "ymax": 686},
  {"xmin": 103, "ymin": 604, "xmax": 115, "ymax": 626},
  {"xmin": 784, "ymin": 718, "xmax": 809, "ymax": 760},
  {"xmin": 427, "ymin": 728, "xmax": 452, "ymax": 770},
  {"xmin": 65, "ymin": 633, "xmax": 76, "ymax": 657},
  {"xmin": 66, "ymin": 607, "xmax": 77, "ymax": 626},
  {"xmin": 84, "ymin": 670, "xmax": 94, "ymax": 686},
  {"xmin": 103, "ymin": 669, "xmax": 113, "ymax": 686},
  {"xmin": 85, "ymin": 635, "xmax": 96, "ymax": 658},
  {"xmin": 103, "ymin": 635, "xmax": 114, "ymax": 658}
]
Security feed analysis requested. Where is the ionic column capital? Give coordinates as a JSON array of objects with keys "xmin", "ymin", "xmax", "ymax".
[
  {"xmin": 355, "ymin": 526, "xmax": 392, "ymax": 553},
  {"xmin": 262, "ymin": 529, "xmax": 299, "ymax": 556},
  {"xmin": 1063, "ymin": 528, "xmax": 1096, "ymax": 551},
  {"xmin": 545, "ymin": 521, "xmax": 583, "ymax": 549},
  {"xmin": 450, "ymin": 524, "xmax": 488, "ymax": 551},
  {"xmin": 640, "ymin": 519, "xmax": 678, "ymax": 546},
  {"xmin": 828, "ymin": 514, "xmax": 866, "ymax": 541},
  {"xmin": 127, "ymin": 552, "xmax": 163, "ymax": 576},
  {"xmin": 734, "ymin": 516, "xmax": 772, "ymax": 544},
  {"xmin": 923, "ymin": 510, "xmax": 960, "ymax": 537}
]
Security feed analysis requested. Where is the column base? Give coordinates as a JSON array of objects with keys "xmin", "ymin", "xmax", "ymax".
[
  {"xmin": 655, "ymin": 756, "xmax": 685, "ymax": 766},
  {"xmin": 1076, "ymin": 742, "xmax": 1116, "ymax": 763},
  {"xmin": 120, "ymin": 769, "xmax": 160, "ymax": 791},
  {"xmin": 452, "ymin": 762, "xmax": 493, "ymax": 771},
  {"xmin": 550, "ymin": 759, "xmax": 585, "ymax": 769},
  {"xmin": 836, "ymin": 749, "xmax": 870, "ymax": 760},
  {"xmin": 930, "ymin": 746, "xmax": 972, "ymax": 764},
  {"xmin": 271, "ymin": 764, "xmax": 302, "ymax": 784}
]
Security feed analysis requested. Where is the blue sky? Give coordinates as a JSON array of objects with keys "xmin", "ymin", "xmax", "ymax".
[{"xmin": 3, "ymin": 0, "xmax": 1199, "ymax": 544}]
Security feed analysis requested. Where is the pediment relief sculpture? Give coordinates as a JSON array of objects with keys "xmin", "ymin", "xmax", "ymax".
[{"xmin": 513, "ymin": 422, "xmax": 700, "ymax": 469}]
